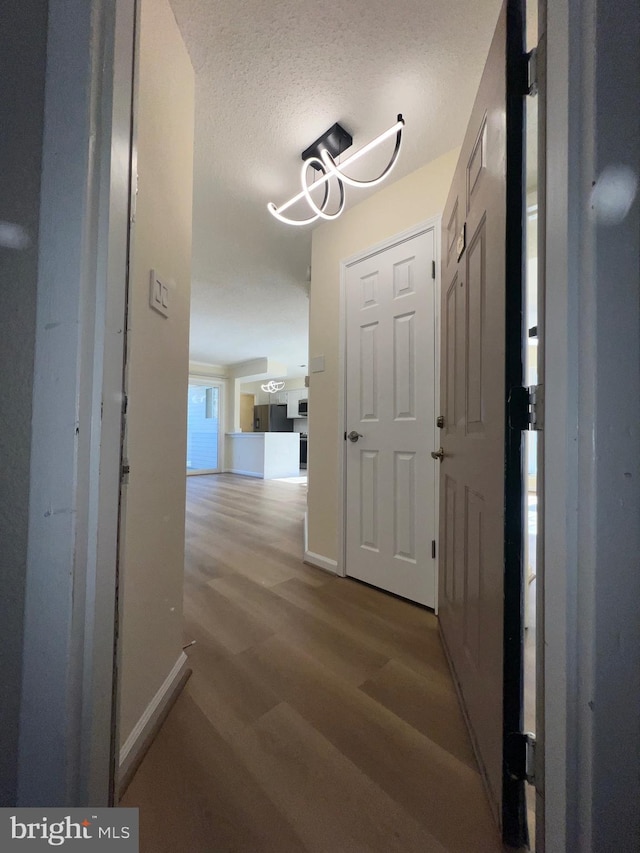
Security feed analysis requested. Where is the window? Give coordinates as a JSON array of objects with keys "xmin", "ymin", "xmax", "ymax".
[{"xmin": 186, "ymin": 383, "xmax": 222, "ymax": 474}]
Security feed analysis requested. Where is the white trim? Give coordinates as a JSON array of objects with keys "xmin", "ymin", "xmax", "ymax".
[
  {"xmin": 543, "ymin": 2, "xmax": 573, "ymax": 848},
  {"xmin": 304, "ymin": 550, "xmax": 339, "ymax": 575},
  {"xmin": 545, "ymin": 0, "xmax": 640, "ymax": 848},
  {"xmin": 226, "ymin": 468, "xmax": 263, "ymax": 478},
  {"xmin": 337, "ymin": 216, "xmax": 442, "ymax": 598},
  {"xmin": 18, "ymin": 0, "xmax": 135, "ymax": 807},
  {"xmin": 431, "ymin": 219, "xmax": 441, "ymax": 616},
  {"xmin": 118, "ymin": 652, "xmax": 189, "ymax": 778},
  {"xmin": 335, "ymin": 248, "xmax": 347, "ymax": 578},
  {"xmin": 112, "ymin": 0, "xmax": 140, "ymax": 806}
]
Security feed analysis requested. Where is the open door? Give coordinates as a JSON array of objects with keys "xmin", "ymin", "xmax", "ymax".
[{"xmin": 437, "ymin": 0, "xmax": 527, "ymax": 846}]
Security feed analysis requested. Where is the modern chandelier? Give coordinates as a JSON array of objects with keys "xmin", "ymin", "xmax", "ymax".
[
  {"xmin": 267, "ymin": 115, "xmax": 405, "ymax": 227},
  {"xmin": 261, "ymin": 380, "xmax": 286, "ymax": 393}
]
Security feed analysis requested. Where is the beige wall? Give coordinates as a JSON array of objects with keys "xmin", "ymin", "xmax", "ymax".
[
  {"xmin": 307, "ymin": 147, "xmax": 459, "ymax": 563},
  {"xmin": 119, "ymin": 0, "xmax": 194, "ymax": 746}
]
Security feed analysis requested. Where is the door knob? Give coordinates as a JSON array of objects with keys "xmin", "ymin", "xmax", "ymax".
[
  {"xmin": 347, "ymin": 430, "xmax": 363, "ymax": 443},
  {"xmin": 431, "ymin": 446, "xmax": 445, "ymax": 461}
]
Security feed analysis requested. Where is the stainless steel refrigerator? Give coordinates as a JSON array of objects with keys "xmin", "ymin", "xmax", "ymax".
[{"xmin": 253, "ymin": 404, "xmax": 293, "ymax": 432}]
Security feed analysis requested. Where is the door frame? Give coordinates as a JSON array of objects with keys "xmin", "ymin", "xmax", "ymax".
[
  {"xmin": 18, "ymin": 0, "xmax": 136, "ymax": 805},
  {"xmin": 337, "ymin": 216, "xmax": 441, "ymax": 608},
  {"xmin": 186, "ymin": 377, "xmax": 225, "ymax": 475},
  {"xmin": 502, "ymin": 0, "xmax": 527, "ymax": 844},
  {"xmin": 543, "ymin": 0, "xmax": 640, "ymax": 849}
]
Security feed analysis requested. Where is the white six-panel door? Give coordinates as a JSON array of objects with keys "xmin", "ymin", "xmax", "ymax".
[{"xmin": 345, "ymin": 226, "xmax": 438, "ymax": 608}]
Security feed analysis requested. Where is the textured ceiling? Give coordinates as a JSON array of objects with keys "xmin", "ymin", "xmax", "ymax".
[{"xmin": 169, "ymin": 0, "xmax": 503, "ymax": 376}]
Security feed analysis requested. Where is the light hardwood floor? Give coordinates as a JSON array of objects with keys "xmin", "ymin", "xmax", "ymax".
[{"xmin": 121, "ymin": 473, "xmax": 502, "ymax": 852}]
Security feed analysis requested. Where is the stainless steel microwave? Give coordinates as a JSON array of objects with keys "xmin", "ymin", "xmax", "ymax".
[{"xmin": 298, "ymin": 398, "xmax": 308, "ymax": 416}]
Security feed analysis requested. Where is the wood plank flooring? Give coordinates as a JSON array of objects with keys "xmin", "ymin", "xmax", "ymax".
[{"xmin": 121, "ymin": 473, "xmax": 502, "ymax": 852}]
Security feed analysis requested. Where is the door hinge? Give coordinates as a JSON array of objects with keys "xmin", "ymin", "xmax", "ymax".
[
  {"xmin": 526, "ymin": 47, "xmax": 538, "ymax": 96},
  {"xmin": 505, "ymin": 731, "xmax": 536, "ymax": 785},
  {"xmin": 529, "ymin": 383, "xmax": 544, "ymax": 430},
  {"xmin": 431, "ymin": 540, "xmax": 436, "ymax": 559},
  {"xmin": 121, "ymin": 460, "xmax": 130, "ymax": 484},
  {"xmin": 432, "ymin": 260, "xmax": 436, "ymax": 279},
  {"xmin": 508, "ymin": 384, "xmax": 543, "ymax": 431}
]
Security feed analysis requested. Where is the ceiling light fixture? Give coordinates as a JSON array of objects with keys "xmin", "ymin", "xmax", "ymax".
[
  {"xmin": 267, "ymin": 115, "xmax": 405, "ymax": 227},
  {"xmin": 261, "ymin": 380, "xmax": 286, "ymax": 393}
]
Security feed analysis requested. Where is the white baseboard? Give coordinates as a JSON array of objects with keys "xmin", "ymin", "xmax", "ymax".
[
  {"xmin": 226, "ymin": 468, "xmax": 262, "ymax": 478},
  {"xmin": 303, "ymin": 511, "xmax": 341, "ymax": 575},
  {"xmin": 304, "ymin": 549, "xmax": 339, "ymax": 575},
  {"xmin": 118, "ymin": 652, "xmax": 189, "ymax": 782}
]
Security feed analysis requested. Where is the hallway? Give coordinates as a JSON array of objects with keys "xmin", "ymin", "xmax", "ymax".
[{"xmin": 121, "ymin": 474, "xmax": 501, "ymax": 852}]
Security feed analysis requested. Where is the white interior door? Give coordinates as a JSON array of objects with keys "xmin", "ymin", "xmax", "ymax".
[
  {"xmin": 437, "ymin": 2, "xmax": 527, "ymax": 843},
  {"xmin": 344, "ymin": 225, "xmax": 438, "ymax": 608}
]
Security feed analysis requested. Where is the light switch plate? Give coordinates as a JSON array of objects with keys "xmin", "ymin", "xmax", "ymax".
[
  {"xmin": 149, "ymin": 269, "xmax": 169, "ymax": 318},
  {"xmin": 310, "ymin": 355, "xmax": 325, "ymax": 373}
]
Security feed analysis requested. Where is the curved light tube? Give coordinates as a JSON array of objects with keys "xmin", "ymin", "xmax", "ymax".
[
  {"xmin": 261, "ymin": 380, "xmax": 286, "ymax": 393},
  {"xmin": 266, "ymin": 203, "xmax": 321, "ymax": 227},
  {"xmin": 266, "ymin": 169, "xmax": 329, "ymax": 226},
  {"xmin": 267, "ymin": 115, "xmax": 405, "ymax": 226},
  {"xmin": 301, "ymin": 157, "xmax": 345, "ymax": 221},
  {"xmin": 319, "ymin": 120, "xmax": 403, "ymax": 188}
]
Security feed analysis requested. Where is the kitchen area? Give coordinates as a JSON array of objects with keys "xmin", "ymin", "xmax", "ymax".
[{"xmin": 226, "ymin": 381, "xmax": 308, "ymax": 480}]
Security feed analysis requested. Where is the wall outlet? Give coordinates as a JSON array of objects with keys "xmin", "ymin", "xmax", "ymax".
[{"xmin": 149, "ymin": 269, "xmax": 169, "ymax": 318}]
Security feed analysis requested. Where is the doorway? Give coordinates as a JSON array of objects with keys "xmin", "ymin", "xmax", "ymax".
[
  {"xmin": 240, "ymin": 393, "xmax": 255, "ymax": 434},
  {"xmin": 186, "ymin": 381, "xmax": 223, "ymax": 475}
]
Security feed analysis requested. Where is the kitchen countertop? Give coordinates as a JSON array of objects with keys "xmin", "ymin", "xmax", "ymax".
[{"xmin": 225, "ymin": 432, "xmax": 300, "ymax": 479}]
